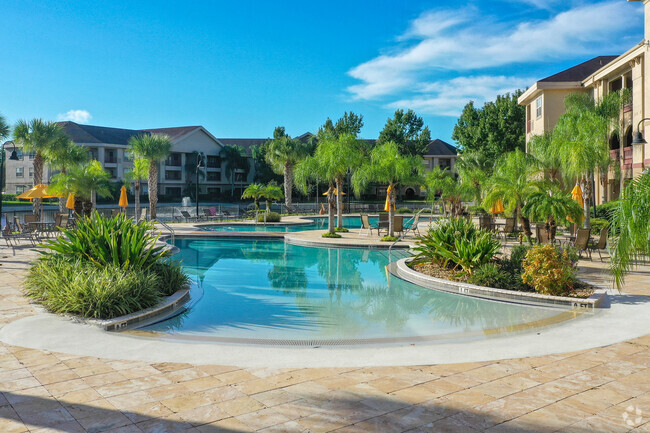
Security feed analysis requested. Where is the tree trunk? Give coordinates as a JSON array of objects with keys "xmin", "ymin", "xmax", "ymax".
[
  {"xmin": 517, "ymin": 204, "xmax": 532, "ymax": 238},
  {"xmin": 266, "ymin": 200, "xmax": 271, "ymax": 213},
  {"xmin": 135, "ymin": 180, "xmax": 141, "ymax": 222},
  {"xmin": 58, "ymin": 167, "xmax": 67, "ymax": 212},
  {"xmin": 545, "ymin": 216, "xmax": 557, "ymax": 241},
  {"xmin": 32, "ymin": 152, "xmax": 43, "ymax": 221},
  {"xmin": 284, "ymin": 162, "xmax": 293, "ymax": 213},
  {"xmin": 335, "ymin": 177, "xmax": 343, "ymax": 229},
  {"xmin": 327, "ymin": 184, "xmax": 336, "ymax": 235},
  {"xmin": 91, "ymin": 190, "xmax": 96, "ymax": 213},
  {"xmin": 600, "ymin": 174, "xmax": 608, "ymax": 204},
  {"xmin": 388, "ymin": 184, "xmax": 396, "ymax": 238},
  {"xmin": 149, "ymin": 161, "xmax": 158, "ymax": 220},
  {"xmin": 582, "ymin": 178, "xmax": 591, "ymax": 229}
]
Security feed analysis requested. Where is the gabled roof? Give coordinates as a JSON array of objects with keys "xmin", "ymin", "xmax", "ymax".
[
  {"xmin": 539, "ymin": 56, "xmax": 618, "ymax": 83},
  {"xmin": 58, "ymin": 121, "xmax": 145, "ymax": 145},
  {"xmin": 425, "ymin": 139, "xmax": 457, "ymax": 156},
  {"xmin": 142, "ymin": 126, "xmax": 202, "ymax": 142}
]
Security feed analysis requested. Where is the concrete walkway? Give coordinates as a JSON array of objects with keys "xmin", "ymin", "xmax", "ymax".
[{"xmin": 0, "ymin": 239, "xmax": 649, "ymax": 432}]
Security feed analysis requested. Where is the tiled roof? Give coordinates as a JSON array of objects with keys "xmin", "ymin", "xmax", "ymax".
[
  {"xmin": 142, "ymin": 126, "xmax": 202, "ymax": 141},
  {"xmin": 426, "ymin": 139, "xmax": 457, "ymax": 156},
  {"xmin": 58, "ymin": 121, "xmax": 145, "ymax": 145},
  {"xmin": 539, "ymin": 56, "xmax": 619, "ymax": 83}
]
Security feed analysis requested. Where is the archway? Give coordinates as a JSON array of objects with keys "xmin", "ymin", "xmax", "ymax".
[
  {"xmin": 404, "ymin": 188, "xmax": 416, "ymax": 200},
  {"xmin": 609, "ymin": 132, "xmax": 620, "ymax": 150}
]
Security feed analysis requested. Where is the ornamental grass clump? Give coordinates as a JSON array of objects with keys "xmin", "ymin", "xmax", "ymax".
[
  {"xmin": 26, "ymin": 212, "xmax": 189, "ymax": 319},
  {"xmin": 412, "ymin": 218, "xmax": 501, "ymax": 275},
  {"xmin": 522, "ymin": 244, "xmax": 577, "ymax": 296}
]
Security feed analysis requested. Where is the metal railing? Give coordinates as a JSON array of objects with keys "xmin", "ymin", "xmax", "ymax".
[{"xmin": 153, "ymin": 218, "xmax": 175, "ymax": 245}]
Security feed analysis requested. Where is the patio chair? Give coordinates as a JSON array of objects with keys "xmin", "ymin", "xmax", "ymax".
[
  {"xmin": 392, "ymin": 215, "xmax": 405, "ymax": 236},
  {"xmin": 376, "ymin": 213, "xmax": 389, "ymax": 236},
  {"xmin": 359, "ymin": 214, "xmax": 374, "ymax": 236},
  {"xmin": 11, "ymin": 220, "xmax": 38, "ymax": 245},
  {"xmin": 409, "ymin": 212, "xmax": 422, "ymax": 237},
  {"xmin": 24, "ymin": 214, "xmax": 38, "ymax": 224},
  {"xmin": 203, "ymin": 209, "xmax": 215, "ymax": 220},
  {"xmin": 180, "ymin": 210, "xmax": 199, "ymax": 222},
  {"xmin": 501, "ymin": 217, "xmax": 519, "ymax": 244},
  {"xmin": 573, "ymin": 228, "xmax": 592, "ymax": 259},
  {"xmin": 588, "ymin": 227, "xmax": 609, "ymax": 261}
]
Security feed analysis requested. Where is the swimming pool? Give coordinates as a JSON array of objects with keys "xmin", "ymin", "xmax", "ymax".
[
  {"xmin": 199, "ymin": 216, "xmax": 378, "ymax": 232},
  {"xmin": 139, "ymin": 238, "xmax": 581, "ymax": 344}
]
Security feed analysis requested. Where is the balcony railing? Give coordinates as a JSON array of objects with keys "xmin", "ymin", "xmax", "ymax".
[
  {"xmin": 623, "ymin": 146, "xmax": 633, "ymax": 168},
  {"xmin": 610, "ymin": 149, "xmax": 620, "ymax": 160},
  {"xmin": 623, "ymin": 102, "xmax": 633, "ymax": 113}
]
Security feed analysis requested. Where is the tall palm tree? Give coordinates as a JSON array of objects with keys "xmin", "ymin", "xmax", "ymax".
[
  {"xmin": 483, "ymin": 150, "xmax": 539, "ymax": 237},
  {"xmin": 455, "ymin": 150, "xmax": 492, "ymax": 205},
  {"xmin": 528, "ymin": 131, "xmax": 562, "ymax": 185},
  {"xmin": 13, "ymin": 119, "xmax": 63, "ymax": 220},
  {"xmin": 220, "ymin": 145, "xmax": 250, "ymax": 198},
  {"xmin": 124, "ymin": 157, "xmax": 149, "ymax": 222},
  {"xmin": 128, "ymin": 134, "xmax": 172, "ymax": 219},
  {"xmin": 45, "ymin": 136, "xmax": 89, "ymax": 211},
  {"xmin": 0, "ymin": 113, "xmax": 9, "ymax": 141},
  {"xmin": 296, "ymin": 134, "xmax": 365, "ymax": 234},
  {"xmin": 0, "ymin": 113, "xmax": 10, "ymax": 195},
  {"xmin": 522, "ymin": 182, "xmax": 584, "ymax": 241},
  {"xmin": 353, "ymin": 141, "xmax": 424, "ymax": 237},
  {"xmin": 425, "ymin": 166, "xmax": 471, "ymax": 217},
  {"xmin": 265, "ymin": 127, "xmax": 310, "ymax": 212}
]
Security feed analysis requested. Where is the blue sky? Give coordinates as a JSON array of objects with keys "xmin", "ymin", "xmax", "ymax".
[{"xmin": 0, "ymin": 0, "xmax": 644, "ymax": 144}]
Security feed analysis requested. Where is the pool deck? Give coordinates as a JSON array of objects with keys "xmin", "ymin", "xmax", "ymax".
[{"xmin": 1, "ymin": 232, "xmax": 649, "ymax": 432}]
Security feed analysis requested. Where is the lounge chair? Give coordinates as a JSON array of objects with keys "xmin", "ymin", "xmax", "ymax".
[
  {"xmin": 588, "ymin": 227, "xmax": 609, "ymax": 261},
  {"xmin": 8, "ymin": 220, "xmax": 37, "ymax": 245},
  {"xmin": 409, "ymin": 212, "xmax": 422, "ymax": 237},
  {"xmin": 572, "ymin": 228, "xmax": 591, "ymax": 259},
  {"xmin": 180, "ymin": 210, "xmax": 199, "ymax": 222},
  {"xmin": 359, "ymin": 214, "xmax": 374, "ymax": 236}
]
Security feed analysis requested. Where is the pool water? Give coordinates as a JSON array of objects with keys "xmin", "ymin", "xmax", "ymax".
[
  {"xmin": 200, "ymin": 216, "xmax": 380, "ymax": 232},
  {"xmin": 140, "ymin": 239, "xmax": 577, "ymax": 344}
]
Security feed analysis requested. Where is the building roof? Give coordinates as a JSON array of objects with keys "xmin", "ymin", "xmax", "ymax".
[
  {"xmin": 425, "ymin": 139, "xmax": 457, "ymax": 156},
  {"xmin": 142, "ymin": 126, "xmax": 202, "ymax": 141},
  {"xmin": 539, "ymin": 56, "xmax": 619, "ymax": 83},
  {"xmin": 58, "ymin": 121, "xmax": 145, "ymax": 145}
]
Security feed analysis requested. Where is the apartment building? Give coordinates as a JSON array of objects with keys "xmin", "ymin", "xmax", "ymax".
[{"xmin": 519, "ymin": 0, "xmax": 650, "ymax": 204}]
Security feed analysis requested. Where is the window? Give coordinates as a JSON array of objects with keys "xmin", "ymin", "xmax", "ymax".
[
  {"xmin": 207, "ymin": 171, "xmax": 221, "ymax": 181},
  {"xmin": 88, "ymin": 148, "xmax": 98, "ymax": 160},
  {"xmin": 207, "ymin": 187, "xmax": 221, "ymax": 196},
  {"xmin": 166, "ymin": 187, "xmax": 181, "ymax": 197},
  {"xmin": 28, "ymin": 152, "xmax": 35, "ymax": 160},
  {"xmin": 535, "ymin": 97, "xmax": 542, "ymax": 118},
  {"xmin": 165, "ymin": 170, "xmax": 182, "ymax": 180},
  {"xmin": 16, "ymin": 185, "xmax": 26, "ymax": 194},
  {"xmin": 15, "ymin": 149, "xmax": 23, "ymax": 160},
  {"xmin": 207, "ymin": 155, "xmax": 221, "ymax": 168},
  {"xmin": 29, "ymin": 167, "xmax": 34, "ymax": 177},
  {"xmin": 105, "ymin": 149, "xmax": 117, "ymax": 164},
  {"xmin": 166, "ymin": 153, "xmax": 182, "ymax": 167},
  {"xmin": 106, "ymin": 167, "xmax": 117, "ymax": 178},
  {"xmin": 16, "ymin": 167, "xmax": 24, "ymax": 177},
  {"xmin": 439, "ymin": 159, "xmax": 451, "ymax": 170}
]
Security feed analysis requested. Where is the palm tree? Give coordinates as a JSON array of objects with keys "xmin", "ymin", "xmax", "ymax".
[
  {"xmin": 0, "ymin": 113, "xmax": 9, "ymax": 141},
  {"xmin": 353, "ymin": 141, "xmax": 424, "ymax": 237},
  {"xmin": 483, "ymin": 150, "xmax": 539, "ymax": 237},
  {"xmin": 265, "ymin": 127, "xmax": 310, "ymax": 212},
  {"xmin": 13, "ymin": 119, "xmax": 63, "ymax": 220},
  {"xmin": 220, "ymin": 145, "xmax": 250, "ymax": 198},
  {"xmin": 0, "ymin": 113, "xmax": 10, "ymax": 195},
  {"xmin": 261, "ymin": 182, "xmax": 283, "ymax": 213},
  {"xmin": 45, "ymin": 136, "xmax": 89, "ymax": 211},
  {"xmin": 522, "ymin": 182, "xmax": 584, "ymax": 241},
  {"xmin": 528, "ymin": 132, "xmax": 562, "ymax": 185},
  {"xmin": 455, "ymin": 150, "xmax": 492, "ymax": 205},
  {"xmin": 425, "ymin": 167, "xmax": 471, "ymax": 216},
  {"xmin": 296, "ymin": 134, "xmax": 365, "ymax": 235},
  {"xmin": 609, "ymin": 171, "xmax": 650, "ymax": 289},
  {"xmin": 128, "ymin": 134, "xmax": 172, "ymax": 220},
  {"xmin": 241, "ymin": 183, "xmax": 265, "ymax": 211},
  {"xmin": 50, "ymin": 160, "xmax": 112, "ymax": 216},
  {"xmin": 124, "ymin": 157, "xmax": 149, "ymax": 222}
]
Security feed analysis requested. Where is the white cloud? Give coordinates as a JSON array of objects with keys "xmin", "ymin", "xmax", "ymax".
[
  {"xmin": 388, "ymin": 76, "xmax": 535, "ymax": 117},
  {"xmin": 57, "ymin": 109, "xmax": 92, "ymax": 123},
  {"xmin": 347, "ymin": 1, "xmax": 642, "ymax": 112}
]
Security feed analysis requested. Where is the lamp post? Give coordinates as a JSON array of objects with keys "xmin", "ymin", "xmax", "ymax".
[
  {"xmin": 195, "ymin": 152, "xmax": 204, "ymax": 218},
  {"xmin": 1, "ymin": 142, "xmax": 20, "ymax": 227}
]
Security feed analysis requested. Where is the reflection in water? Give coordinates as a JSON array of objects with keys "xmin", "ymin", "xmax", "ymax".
[{"xmin": 142, "ymin": 239, "xmax": 572, "ymax": 341}]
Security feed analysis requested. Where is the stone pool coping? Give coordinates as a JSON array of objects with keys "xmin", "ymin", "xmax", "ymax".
[{"xmin": 393, "ymin": 258, "xmax": 607, "ymax": 310}]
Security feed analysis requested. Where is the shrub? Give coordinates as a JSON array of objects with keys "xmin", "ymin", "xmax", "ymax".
[
  {"xmin": 150, "ymin": 260, "xmax": 190, "ymax": 297},
  {"xmin": 522, "ymin": 244, "xmax": 577, "ymax": 296},
  {"xmin": 595, "ymin": 200, "xmax": 619, "ymax": 222},
  {"xmin": 589, "ymin": 217, "xmax": 609, "ymax": 232},
  {"xmin": 335, "ymin": 227, "xmax": 349, "ymax": 232},
  {"xmin": 258, "ymin": 212, "xmax": 281, "ymax": 222},
  {"xmin": 24, "ymin": 258, "xmax": 161, "ymax": 319},
  {"xmin": 381, "ymin": 235, "xmax": 399, "ymax": 242},
  {"xmin": 412, "ymin": 218, "xmax": 501, "ymax": 275},
  {"xmin": 322, "ymin": 232, "xmax": 341, "ymax": 238},
  {"xmin": 468, "ymin": 205, "xmax": 487, "ymax": 215},
  {"xmin": 468, "ymin": 263, "xmax": 513, "ymax": 289},
  {"xmin": 396, "ymin": 208, "xmax": 413, "ymax": 214},
  {"xmin": 41, "ymin": 212, "xmax": 165, "ymax": 270}
]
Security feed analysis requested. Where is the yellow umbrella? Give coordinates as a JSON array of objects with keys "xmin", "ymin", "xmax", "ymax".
[
  {"xmin": 489, "ymin": 199, "xmax": 505, "ymax": 215},
  {"xmin": 322, "ymin": 188, "xmax": 345, "ymax": 196},
  {"xmin": 118, "ymin": 186, "xmax": 128, "ymax": 208},
  {"xmin": 65, "ymin": 194, "xmax": 75, "ymax": 210},
  {"xmin": 16, "ymin": 184, "xmax": 62, "ymax": 200},
  {"xmin": 568, "ymin": 184, "xmax": 584, "ymax": 224},
  {"xmin": 384, "ymin": 185, "xmax": 395, "ymax": 212}
]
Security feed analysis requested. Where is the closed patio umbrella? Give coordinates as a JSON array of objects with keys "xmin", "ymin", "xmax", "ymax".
[
  {"xmin": 568, "ymin": 184, "xmax": 584, "ymax": 224},
  {"xmin": 489, "ymin": 199, "xmax": 505, "ymax": 215},
  {"xmin": 118, "ymin": 185, "xmax": 128, "ymax": 211},
  {"xmin": 384, "ymin": 185, "xmax": 395, "ymax": 212},
  {"xmin": 65, "ymin": 194, "xmax": 75, "ymax": 210}
]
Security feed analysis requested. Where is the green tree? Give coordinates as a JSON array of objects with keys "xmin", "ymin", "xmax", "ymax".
[
  {"xmin": 45, "ymin": 136, "xmax": 89, "ymax": 211},
  {"xmin": 425, "ymin": 167, "xmax": 471, "ymax": 216},
  {"xmin": 50, "ymin": 160, "xmax": 112, "ymax": 216},
  {"xmin": 378, "ymin": 109, "xmax": 431, "ymax": 156},
  {"xmin": 483, "ymin": 150, "xmax": 539, "ymax": 237},
  {"xmin": 452, "ymin": 91, "xmax": 525, "ymax": 160},
  {"xmin": 455, "ymin": 150, "xmax": 493, "ymax": 205},
  {"xmin": 241, "ymin": 183, "xmax": 265, "ymax": 211},
  {"xmin": 528, "ymin": 131, "xmax": 563, "ymax": 185},
  {"xmin": 250, "ymin": 143, "xmax": 282, "ymax": 184},
  {"xmin": 609, "ymin": 171, "xmax": 650, "ymax": 288},
  {"xmin": 296, "ymin": 133, "xmax": 365, "ymax": 234},
  {"xmin": 128, "ymin": 134, "xmax": 172, "ymax": 220},
  {"xmin": 0, "ymin": 113, "xmax": 10, "ymax": 193},
  {"xmin": 261, "ymin": 182, "xmax": 283, "ymax": 212},
  {"xmin": 124, "ymin": 157, "xmax": 149, "ymax": 222},
  {"xmin": 220, "ymin": 145, "xmax": 250, "ymax": 198},
  {"xmin": 318, "ymin": 111, "xmax": 364, "ymax": 138},
  {"xmin": 552, "ymin": 91, "xmax": 626, "ymax": 229},
  {"xmin": 522, "ymin": 182, "xmax": 584, "ymax": 241},
  {"xmin": 265, "ymin": 127, "xmax": 310, "ymax": 212},
  {"xmin": 353, "ymin": 141, "xmax": 424, "ymax": 237},
  {"xmin": 13, "ymin": 119, "xmax": 64, "ymax": 220}
]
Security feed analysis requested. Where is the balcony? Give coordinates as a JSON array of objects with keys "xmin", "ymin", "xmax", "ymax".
[
  {"xmin": 610, "ymin": 149, "xmax": 620, "ymax": 160},
  {"xmin": 623, "ymin": 146, "xmax": 633, "ymax": 169},
  {"xmin": 623, "ymin": 102, "xmax": 633, "ymax": 113}
]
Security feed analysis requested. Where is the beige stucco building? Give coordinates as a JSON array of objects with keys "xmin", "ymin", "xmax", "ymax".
[{"xmin": 519, "ymin": 0, "xmax": 650, "ymax": 205}]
